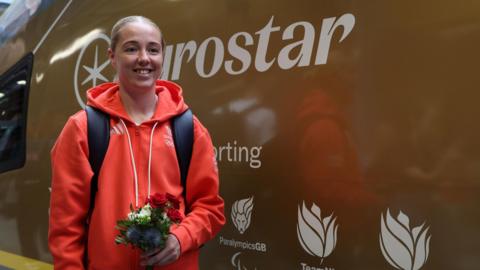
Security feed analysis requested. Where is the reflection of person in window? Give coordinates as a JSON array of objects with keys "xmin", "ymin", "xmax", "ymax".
[
  {"xmin": 295, "ymin": 68, "xmax": 375, "ymax": 208},
  {"xmin": 294, "ymin": 78, "xmax": 378, "ymax": 267}
]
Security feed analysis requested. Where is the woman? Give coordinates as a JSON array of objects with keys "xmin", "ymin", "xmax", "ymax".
[{"xmin": 48, "ymin": 16, "xmax": 225, "ymax": 270}]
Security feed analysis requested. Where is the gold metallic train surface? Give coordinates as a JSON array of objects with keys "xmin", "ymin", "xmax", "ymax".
[{"xmin": 1, "ymin": 0, "xmax": 479, "ymax": 269}]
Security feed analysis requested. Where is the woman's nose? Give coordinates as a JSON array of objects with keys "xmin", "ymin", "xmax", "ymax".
[{"xmin": 137, "ymin": 49, "xmax": 150, "ymax": 65}]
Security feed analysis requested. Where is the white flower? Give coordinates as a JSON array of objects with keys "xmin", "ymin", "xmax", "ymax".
[
  {"xmin": 137, "ymin": 205, "xmax": 152, "ymax": 219},
  {"xmin": 379, "ymin": 209, "xmax": 431, "ymax": 270},
  {"xmin": 127, "ymin": 212, "xmax": 137, "ymax": 221}
]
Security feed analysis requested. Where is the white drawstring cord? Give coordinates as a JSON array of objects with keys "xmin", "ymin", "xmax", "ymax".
[
  {"xmin": 148, "ymin": 121, "xmax": 159, "ymax": 197},
  {"xmin": 120, "ymin": 119, "xmax": 139, "ymax": 207},
  {"xmin": 120, "ymin": 119, "xmax": 159, "ymax": 207}
]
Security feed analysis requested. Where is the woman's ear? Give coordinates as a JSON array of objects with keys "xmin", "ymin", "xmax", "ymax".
[{"xmin": 108, "ymin": 48, "xmax": 116, "ymax": 68}]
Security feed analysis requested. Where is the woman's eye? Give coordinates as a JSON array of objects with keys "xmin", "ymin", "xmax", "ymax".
[
  {"xmin": 148, "ymin": 48, "xmax": 160, "ymax": 54},
  {"xmin": 125, "ymin": 47, "xmax": 137, "ymax": 52}
]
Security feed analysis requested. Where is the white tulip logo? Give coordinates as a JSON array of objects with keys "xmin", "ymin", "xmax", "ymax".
[
  {"xmin": 231, "ymin": 197, "xmax": 254, "ymax": 234},
  {"xmin": 380, "ymin": 209, "xmax": 431, "ymax": 270},
  {"xmin": 297, "ymin": 201, "xmax": 338, "ymax": 264}
]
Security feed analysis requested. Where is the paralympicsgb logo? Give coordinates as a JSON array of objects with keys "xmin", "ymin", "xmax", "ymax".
[{"xmin": 231, "ymin": 197, "xmax": 254, "ymax": 234}]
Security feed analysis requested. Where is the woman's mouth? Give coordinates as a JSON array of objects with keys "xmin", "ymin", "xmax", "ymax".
[{"xmin": 134, "ymin": 69, "xmax": 153, "ymax": 74}]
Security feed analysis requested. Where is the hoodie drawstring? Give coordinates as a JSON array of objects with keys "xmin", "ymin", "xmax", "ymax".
[
  {"xmin": 120, "ymin": 119, "xmax": 159, "ymax": 207},
  {"xmin": 148, "ymin": 122, "xmax": 159, "ymax": 197}
]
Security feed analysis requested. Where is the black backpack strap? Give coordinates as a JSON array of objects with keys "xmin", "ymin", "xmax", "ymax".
[
  {"xmin": 171, "ymin": 109, "xmax": 194, "ymax": 210},
  {"xmin": 85, "ymin": 105, "xmax": 110, "ymax": 218}
]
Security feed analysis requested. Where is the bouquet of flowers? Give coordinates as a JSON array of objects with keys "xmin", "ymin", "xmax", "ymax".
[{"xmin": 115, "ymin": 193, "xmax": 183, "ymax": 270}]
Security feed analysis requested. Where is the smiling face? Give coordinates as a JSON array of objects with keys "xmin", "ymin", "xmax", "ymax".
[{"xmin": 108, "ymin": 21, "xmax": 163, "ymax": 95}]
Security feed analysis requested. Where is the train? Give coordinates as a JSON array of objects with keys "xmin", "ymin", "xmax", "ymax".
[{"xmin": 0, "ymin": 0, "xmax": 479, "ymax": 269}]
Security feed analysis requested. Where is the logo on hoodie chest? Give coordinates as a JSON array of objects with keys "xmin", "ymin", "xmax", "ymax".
[{"xmin": 110, "ymin": 121, "xmax": 127, "ymax": 135}]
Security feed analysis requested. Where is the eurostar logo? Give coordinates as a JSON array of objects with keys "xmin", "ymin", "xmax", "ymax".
[
  {"xmin": 81, "ymin": 45, "xmax": 109, "ymax": 87},
  {"xmin": 74, "ymin": 32, "xmax": 112, "ymax": 108}
]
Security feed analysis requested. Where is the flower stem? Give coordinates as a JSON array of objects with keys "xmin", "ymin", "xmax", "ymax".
[{"xmin": 146, "ymin": 265, "xmax": 154, "ymax": 270}]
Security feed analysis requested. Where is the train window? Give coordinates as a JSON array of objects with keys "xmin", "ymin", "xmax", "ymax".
[{"xmin": 0, "ymin": 52, "xmax": 33, "ymax": 173}]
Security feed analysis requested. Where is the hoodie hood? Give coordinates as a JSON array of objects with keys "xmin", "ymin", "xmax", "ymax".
[{"xmin": 86, "ymin": 80, "xmax": 188, "ymax": 123}]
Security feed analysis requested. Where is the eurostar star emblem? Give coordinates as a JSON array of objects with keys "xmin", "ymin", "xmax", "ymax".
[
  {"xmin": 74, "ymin": 32, "xmax": 111, "ymax": 108},
  {"xmin": 81, "ymin": 45, "xmax": 109, "ymax": 87}
]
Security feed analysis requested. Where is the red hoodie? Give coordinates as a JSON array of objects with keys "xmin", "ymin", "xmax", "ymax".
[{"xmin": 49, "ymin": 80, "xmax": 225, "ymax": 270}]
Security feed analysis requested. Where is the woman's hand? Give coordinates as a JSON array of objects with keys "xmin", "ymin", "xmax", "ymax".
[{"xmin": 141, "ymin": 234, "xmax": 181, "ymax": 267}]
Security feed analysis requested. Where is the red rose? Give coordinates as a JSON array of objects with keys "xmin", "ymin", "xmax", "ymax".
[
  {"xmin": 166, "ymin": 193, "xmax": 181, "ymax": 209},
  {"xmin": 148, "ymin": 193, "xmax": 168, "ymax": 208},
  {"xmin": 167, "ymin": 208, "xmax": 183, "ymax": 223}
]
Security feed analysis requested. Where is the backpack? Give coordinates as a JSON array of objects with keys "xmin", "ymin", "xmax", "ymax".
[{"xmin": 85, "ymin": 106, "xmax": 194, "ymax": 216}]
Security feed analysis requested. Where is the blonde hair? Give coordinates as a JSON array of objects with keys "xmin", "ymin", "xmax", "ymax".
[{"xmin": 110, "ymin": 16, "xmax": 166, "ymax": 52}]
